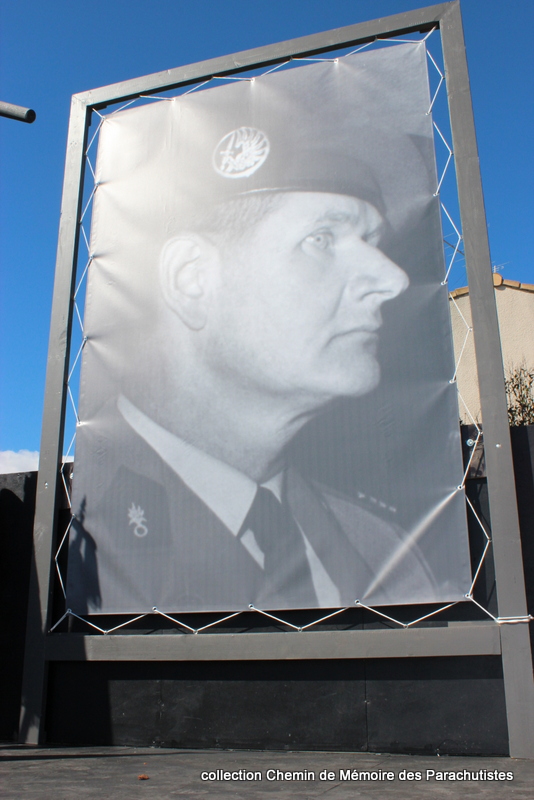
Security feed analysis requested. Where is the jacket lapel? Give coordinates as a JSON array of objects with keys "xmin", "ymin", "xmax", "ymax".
[{"xmin": 286, "ymin": 467, "xmax": 375, "ymax": 604}]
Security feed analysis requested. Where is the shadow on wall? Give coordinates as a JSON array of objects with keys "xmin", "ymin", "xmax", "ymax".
[
  {"xmin": 0, "ymin": 473, "xmax": 36, "ymax": 741},
  {"xmin": 0, "ymin": 472, "xmax": 109, "ymax": 744}
]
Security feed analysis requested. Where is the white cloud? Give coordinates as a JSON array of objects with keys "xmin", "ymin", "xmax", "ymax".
[
  {"xmin": 0, "ymin": 449, "xmax": 40, "ymax": 474},
  {"xmin": 0, "ymin": 452, "xmax": 75, "ymax": 474}
]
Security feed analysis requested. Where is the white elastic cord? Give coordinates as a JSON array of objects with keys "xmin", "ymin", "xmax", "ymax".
[
  {"xmin": 355, "ymin": 600, "xmax": 406, "ymax": 628},
  {"xmin": 467, "ymin": 596, "xmax": 533, "ymax": 625},
  {"xmin": 300, "ymin": 607, "xmax": 349, "ymax": 630},
  {"xmin": 406, "ymin": 602, "xmax": 459, "ymax": 627},
  {"xmin": 248, "ymin": 604, "xmax": 301, "ymax": 630}
]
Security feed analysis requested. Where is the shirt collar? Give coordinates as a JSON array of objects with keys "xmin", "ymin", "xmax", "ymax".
[{"xmin": 118, "ymin": 394, "xmax": 282, "ymax": 535}]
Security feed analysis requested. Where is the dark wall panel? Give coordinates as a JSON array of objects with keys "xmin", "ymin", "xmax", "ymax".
[
  {"xmin": 511, "ymin": 426, "xmax": 534, "ymax": 618},
  {"xmin": 365, "ymin": 656, "xmax": 508, "ymax": 756},
  {"xmin": 46, "ymin": 661, "xmax": 367, "ymax": 750},
  {"xmin": 0, "ymin": 473, "xmax": 36, "ymax": 742},
  {"xmin": 45, "ymin": 658, "xmax": 507, "ymax": 754}
]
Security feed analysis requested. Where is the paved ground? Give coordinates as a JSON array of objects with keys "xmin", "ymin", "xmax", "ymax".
[{"xmin": 1, "ymin": 747, "xmax": 533, "ymax": 799}]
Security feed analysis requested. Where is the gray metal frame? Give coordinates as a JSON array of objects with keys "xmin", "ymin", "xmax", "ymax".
[{"xmin": 20, "ymin": 1, "xmax": 534, "ymax": 756}]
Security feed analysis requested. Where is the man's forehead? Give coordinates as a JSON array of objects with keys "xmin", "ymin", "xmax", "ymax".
[
  {"xmin": 315, "ymin": 198, "xmax": 382, "ymax": 226},
  {"xmin": 265, "ymin": 191, "xmax": 384, "ymax": 229}
]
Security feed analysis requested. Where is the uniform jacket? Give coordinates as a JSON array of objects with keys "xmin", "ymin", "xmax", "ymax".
[{"xmin": 67, "ymin": 411, "xmax": 438, "ymax": 614}]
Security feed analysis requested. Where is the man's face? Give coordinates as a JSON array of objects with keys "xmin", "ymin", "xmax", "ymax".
[{"xmin": 204, "ymin": 191, "xmax": 409, "ymax": 409}]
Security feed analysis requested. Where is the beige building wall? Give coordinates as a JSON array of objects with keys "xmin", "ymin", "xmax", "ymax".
[{"xmin": 449, "ymin": 274, "xmax": 534, "ymax": 423}]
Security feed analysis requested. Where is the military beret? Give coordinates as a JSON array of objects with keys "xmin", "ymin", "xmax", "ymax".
[
  {"xmin": 165, "ymin": 67, "xmax": 430, "ymax": 230},
  {"xmin": 93, "ymin": 44, "xmax": 435, "ymax": 264}
]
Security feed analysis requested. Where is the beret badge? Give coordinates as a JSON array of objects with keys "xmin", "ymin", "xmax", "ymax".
[{"xmin": 213, "ymin": 126, "xmax": 270, "ymax": 178}]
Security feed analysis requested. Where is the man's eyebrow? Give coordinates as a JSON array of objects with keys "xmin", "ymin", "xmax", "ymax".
[
  {"xmin": 314, "ymin": 211, "xmax": 352, "ymax": 224},
  {"xmin": 313, "ymin": 209, "xmax": 385, "ymax": 235}
]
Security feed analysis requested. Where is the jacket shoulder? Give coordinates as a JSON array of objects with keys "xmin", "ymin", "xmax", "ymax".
[
  {"xmin": 311, "ymin": 480, "xmax": 439, "ymax": 604},
  {"xmin": 311, "ymin": 480, "xmax": 403, "ymax": 546}
]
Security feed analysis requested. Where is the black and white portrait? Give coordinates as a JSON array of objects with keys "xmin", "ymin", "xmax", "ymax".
[{"xmin": 67, "ymin": 43, "xmax": 472, "ymax": 614}]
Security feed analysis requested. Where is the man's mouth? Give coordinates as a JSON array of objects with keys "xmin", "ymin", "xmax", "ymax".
[{"xmin": 339, "ymin": 325, "xmax": 380, "ymax": 337}]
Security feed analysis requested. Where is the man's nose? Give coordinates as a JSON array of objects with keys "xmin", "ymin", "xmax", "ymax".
[{"xmin": 352, "ymin": 241, "xmax": 409, "ymax": 302}]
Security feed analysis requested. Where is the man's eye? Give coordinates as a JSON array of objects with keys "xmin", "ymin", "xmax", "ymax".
[
  {"xmin": 364, "ymin": 227, "xmax": 383, "ymax": 247},
  {"xmin": 303, "ymin": 230, "xmax": 334, "ymax": 251}
]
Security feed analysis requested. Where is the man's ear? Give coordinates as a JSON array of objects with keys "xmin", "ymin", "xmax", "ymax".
[{"xmin": 159, "ymin": 234, "xmax": 219, "ymax": 330}]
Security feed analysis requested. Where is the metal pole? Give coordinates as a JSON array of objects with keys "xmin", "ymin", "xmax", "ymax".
[
  {"xmin": 0, "ymin": 100, "xmax": 36, "ymax": 123},
  {"xmin": 441, "ymin": 0, "xmax": 534, "ymax": 759},
  {"xmin": 18, "ymin": 94, "xmax": 89, "ymax": 744}
]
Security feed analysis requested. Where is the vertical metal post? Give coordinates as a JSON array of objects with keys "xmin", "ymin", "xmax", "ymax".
[
  {"xmin": 18, "ymin": 95, "xmax": 89, "ymax": 744},
  {"xmin": 441, "ymin": 0, "xmax": 534, "ymax": 758}
]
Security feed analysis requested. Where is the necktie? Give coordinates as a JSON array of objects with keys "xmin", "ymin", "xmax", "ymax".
[{"xmin": 241, "ymin": 486, "xmax": 318, "ymax": 606}]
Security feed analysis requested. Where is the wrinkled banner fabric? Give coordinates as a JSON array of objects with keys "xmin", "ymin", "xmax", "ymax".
[{"xmin": 67, "ymin": 43, "xmax": 472, "ymax": 614}]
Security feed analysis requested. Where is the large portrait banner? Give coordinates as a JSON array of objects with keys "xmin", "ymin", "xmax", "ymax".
[{"xmin": 67, "ymin": 42, "xmax": 472, "ymax": 615}]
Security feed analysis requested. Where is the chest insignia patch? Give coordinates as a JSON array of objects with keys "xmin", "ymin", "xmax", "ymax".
[{"xmin": 128, "ymin": 502, "xmax": 148, "ymax": 537}]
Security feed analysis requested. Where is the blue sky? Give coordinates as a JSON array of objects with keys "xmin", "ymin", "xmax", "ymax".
[{"xmin": 1, "ymin": 0, "xmax": 533, "ymax": 469}]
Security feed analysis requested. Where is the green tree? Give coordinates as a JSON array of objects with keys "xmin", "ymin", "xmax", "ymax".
[{"xmin": 505, "ymin": 365, "xmax": 534, "ymax": 426}]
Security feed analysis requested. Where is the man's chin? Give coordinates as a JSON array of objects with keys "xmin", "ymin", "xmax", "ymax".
[
  {"xmin": 310, "ymin": 361, "xmax": 381, "ymax": 404},
  {"xmin": 337, "ymin": 359, "xmax": 381, "ymax": 398}
]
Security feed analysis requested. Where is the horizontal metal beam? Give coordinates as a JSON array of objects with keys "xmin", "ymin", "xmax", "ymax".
[
  {"xmin": 46, "ymin": 622, "xmax": 501, "ymax": 661},
  {"xmin": 78, "ymin": 2, "xmax": 453, "ymax": 109}
]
